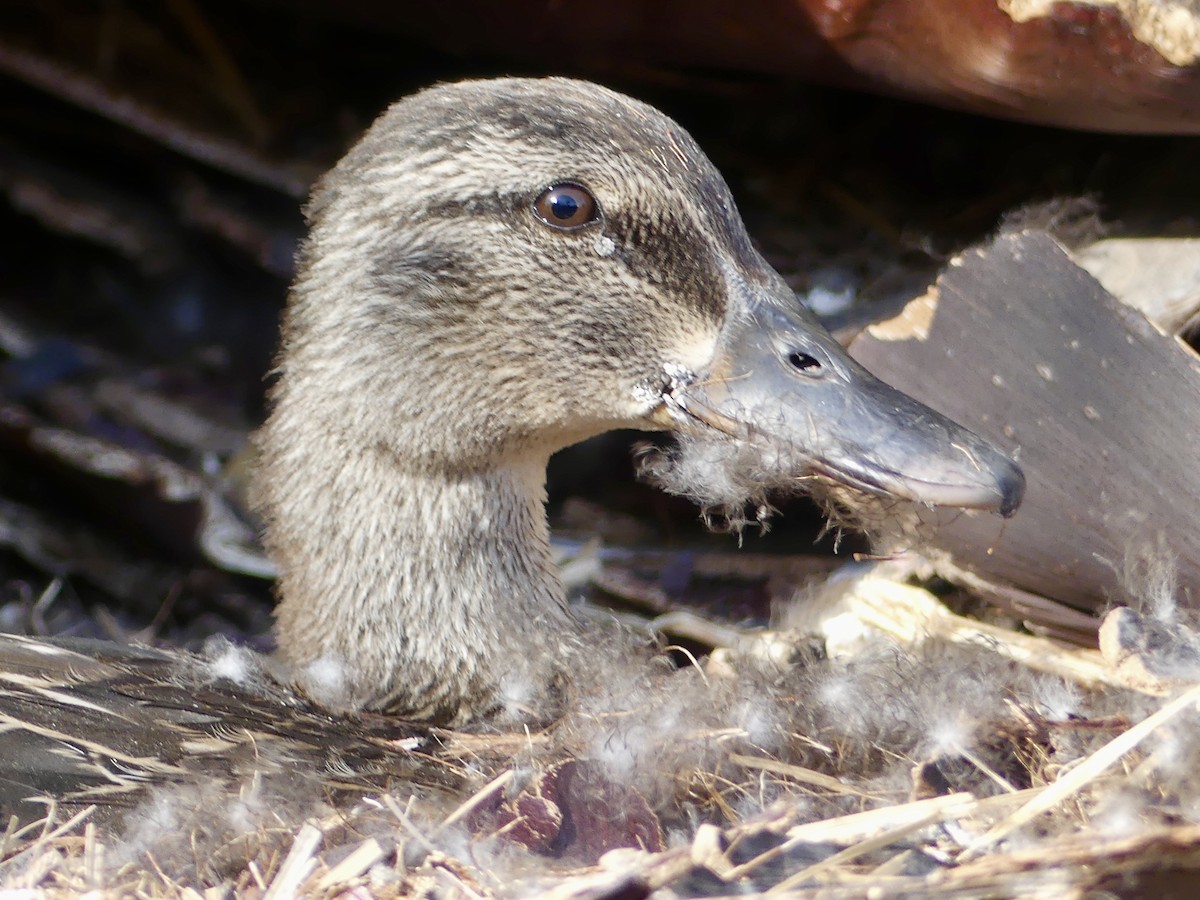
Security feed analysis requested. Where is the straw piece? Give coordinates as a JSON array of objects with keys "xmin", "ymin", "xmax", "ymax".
[
  {"xmin": 788, "ymin": 793, "xmax": 976, "ymax": 845},
  {"xmin": 962, "ymin": 681, "xmax": 1200, "ymax": 859},
  {"xmin": 315, "ymin": 838, "xmax": 385, "ymax": 890},
  {"xmin": 434, "ymin": 769, "xmax": 515, "ymax": 836},
  {"xmin": 263, "ymin": 821, "xmax": 322, "ymax": 900},
  {"xmin": 728, "ymin": 753, "xmax": 875, "ymax": 798},
  {"xmin": 770, "ymin": 799, "xmax": 969, "ymax": 892},
  {"xmin": 845, "ymin": 578, "xmax": 1119, "ymax": 690},
  {"xmin": 726, "ymin": 794, "xmax": 975, "ymax": 882}
]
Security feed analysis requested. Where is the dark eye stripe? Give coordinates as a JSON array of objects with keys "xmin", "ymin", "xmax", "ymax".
[{"xmin": 533, "ymin": 183, "xmax": 600, "ymax": 230}]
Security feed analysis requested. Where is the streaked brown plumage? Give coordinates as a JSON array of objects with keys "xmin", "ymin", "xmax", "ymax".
[{"xmin": 255, "ymin": 77, "xmax": 1021, "ymax": 723}]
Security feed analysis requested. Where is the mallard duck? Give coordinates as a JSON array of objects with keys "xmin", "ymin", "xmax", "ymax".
[
  {"xmin": 254, "ymin": 77, "xmax": 1022, "ymax": 724},
  {"xmin": 0, "ymin": 77, "xmax": 1022, "ymax": 830}
]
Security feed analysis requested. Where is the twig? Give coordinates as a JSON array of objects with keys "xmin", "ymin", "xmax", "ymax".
[
  {"xmin": 0, "ymin": 40, "xmax": 310, "ymax": 196},
  {"xmin": 166, "ymin": 0, "xmax": 268, "ymax": 145}
]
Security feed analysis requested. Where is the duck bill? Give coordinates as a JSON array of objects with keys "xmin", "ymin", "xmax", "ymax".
[{"xmin": 672, "ymin": 300, "xmax": 1025, "ymax": 517}]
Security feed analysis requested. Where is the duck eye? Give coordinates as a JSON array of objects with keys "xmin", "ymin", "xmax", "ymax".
[{"xmin": 533, "ymin": 183, "xmax": 599, "ymax": 230}]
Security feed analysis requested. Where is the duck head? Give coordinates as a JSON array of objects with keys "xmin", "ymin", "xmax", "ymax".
[{"xmin": 257, "ymin": 78, "xmax": 1022, "ymax": 723}]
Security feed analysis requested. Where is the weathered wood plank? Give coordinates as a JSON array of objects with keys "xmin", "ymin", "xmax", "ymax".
[{"xmin": 850, "ymin": 230, "xmax": 1200, "ymax": 614}]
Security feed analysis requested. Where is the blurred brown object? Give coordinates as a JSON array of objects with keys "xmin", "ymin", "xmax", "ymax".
[{"xmin": 341, "ymin": 0, "xmax": 1200, "ymax": 133}]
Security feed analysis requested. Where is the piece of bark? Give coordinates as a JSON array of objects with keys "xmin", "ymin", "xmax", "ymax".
[
  {"xmin": 320, "ymin": 0, "xmax": 1200, "ymax": 134},
  {"xmin": 849, "ymin": 230, "xmax": 1200, "ymax": 615}
]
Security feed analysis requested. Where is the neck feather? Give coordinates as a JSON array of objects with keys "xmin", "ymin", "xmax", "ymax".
[{"xmin": 261, "ymin": 430, "xmax": 576, "ymax": 723}]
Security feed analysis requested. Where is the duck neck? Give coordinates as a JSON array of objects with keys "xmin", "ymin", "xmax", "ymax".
[{"xmin": 266, "ymin": 437, "xmax": 576, "ymax": 723}]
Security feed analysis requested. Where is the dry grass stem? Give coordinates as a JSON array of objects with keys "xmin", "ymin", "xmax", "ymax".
[{"xmin": 963, "ymin": 681, "xmax": 1200, "ymax": 858}]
